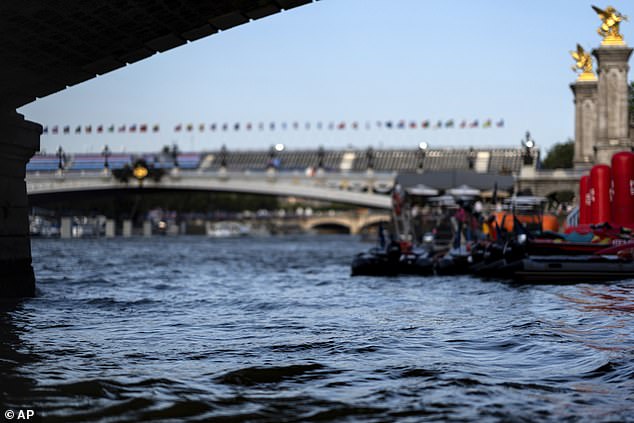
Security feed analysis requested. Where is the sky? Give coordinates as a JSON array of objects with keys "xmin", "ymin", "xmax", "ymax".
[{"xmin": 19, "ymin": 0, "xmax": 632, "ymax": 154}]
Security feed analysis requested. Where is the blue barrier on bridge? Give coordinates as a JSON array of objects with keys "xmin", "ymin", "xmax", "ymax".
[
  {"xmin": 70, "ymin": 154, "xmax": 132, "ymax": 171},
  {"xmin": 26, "ymin": 155, "xmax": 59, "ymax": 172}
]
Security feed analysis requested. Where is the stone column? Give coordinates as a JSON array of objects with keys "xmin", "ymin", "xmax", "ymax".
[
  {"xmin": 593, "ymin": 45, "xmax": 633, "ymax": 164},
  {"xmin": 142, "ymin": 221, "xmax": 152, "ymax": 237},
  {"xmin": 105, "ymin": 219, "xmax": 116, "ymax": 238},
  {"xmin": 122, "ymin": 220, "xmax": 132, "ymax": 237},
  {"xmin": 60, "ymin": 218, "xmax": 72, "ymax": 239},
  {"xmin": 570, "ymin": 80, "xmax": 598, "ymax": 168},
  {"xmin": 0, "ymin": 111, "xmax": 40, "ymax": 297}
]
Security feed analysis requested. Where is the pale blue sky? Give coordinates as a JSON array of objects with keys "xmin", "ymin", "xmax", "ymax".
[{"xmin": 19, "ymin": 0, "xmax": 632, "ymax": 154}]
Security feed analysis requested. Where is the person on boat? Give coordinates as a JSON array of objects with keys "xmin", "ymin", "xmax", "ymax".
[
  {"xmin": 453, "ymin": 202, "xmax": 467, "ymax": 249},
  {"xmin": 482, "ymin": 215, "xmax": 499, "ymax": 241}
]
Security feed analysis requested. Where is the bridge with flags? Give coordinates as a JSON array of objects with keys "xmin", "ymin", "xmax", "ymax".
[{"xmin": 24, "ymin": 145, "xmax": 578, "ymax": 206}]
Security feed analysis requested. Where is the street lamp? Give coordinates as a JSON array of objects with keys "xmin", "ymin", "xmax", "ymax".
[
  {"xmin": 366, "ymin": 146, "xmax": 374, "ymax": 171},
  {"xmin": 268, "ymin": 144, "xmax": 284, "ymax": 170},
  {"xmin": 102, "ymin": 145, "xmax": 111, "ymax": 169},
  {"xmin": 467, "ymin": 146, "xmax": 476, "ymax": 170},
  {"xmin": 417, "ymin": 142, "xmax": 428, "ymax": 172},
  {"xmin": 56, "ymin": 146, "xmax": 65, "ymax": 171},
  {"xmin": 219, "ymin": 144, "xmax": 228, "ymax": 168},
  {"xmin": 317, "ymin": 145, "xmax": 325, "ymax": 170},
  {"xmin": 521, "ymin": 131, "xmax": 535, "ymax": 165},
  {"xmin": 171, "ymin": 143, "xmax": 180, "ymax": 168}
]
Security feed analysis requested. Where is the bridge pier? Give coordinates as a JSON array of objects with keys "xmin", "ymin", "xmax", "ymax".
[
  {"xmin": 105, "ymin": 219, "xmax": 116, "ymax": 238},
  {"xmin": 122, "ymin": 220, "xmax": 133, "ymax": 237},
  {"xmin": 0, "ymin": 111, "xmax": 40, "ymax": 297}
]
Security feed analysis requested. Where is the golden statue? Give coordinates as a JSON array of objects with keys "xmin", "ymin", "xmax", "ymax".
[
  {"xmin": 592, "ymin": 5, "xmax": 628, "ymax": 45},
  {"xmin": 571, "ymin": 44, "xmax": 597, "ymax": 81}
]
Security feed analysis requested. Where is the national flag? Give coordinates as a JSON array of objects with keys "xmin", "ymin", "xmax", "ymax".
[
  {"xmin": 152, "ymin": 124, "xmax": 160, "ymax": 132},
  {"xmin": 409, "ymin": 121, "xmax": 417, "ymax": 129},
  {"xmin": 305, "ymin": 122, "xmax": 311, "ymax": 130},
  {"xmin": 234, "ymin": 122, "xmax": 240, "ymax": 131},
  {"xmin": 459, "ymin": 120, "xmax": 467, "ymax": 129},
  {"xmin": 118, "ymin": 125, "xmax": 126, "ymax": 133},
  {"xmin": 43, "ymin": 126, "xmax": 48, "ymax": 134},
  {"xmin": 445, "ymin": 119, "xmax": 455, "ymax": 128},
  {"xmin": 421, "ymin": 120, "xmax": 430, "ymax": 129},
  {"xmin": 470, "ymin": 120, "xmax": 479, "ymax": 128},
  {"xmin": 129, "ymin": 124, "xmax": 137, "ymax": 132},
  {"xmin": 140, "ymin": 124, "xmax": 148, "ymax": 133},
  {"xmin": 292, "ymin": 122, "xmax": 299, "ymax": 130},
  {"xmin": 75, "ymin": 126, "xmax": 82, "ymax": 134},
  {"xmin": 352, "ymin": 121, "xmax": 358, "ymax": 130},
  {"xmin": 337, "ymin": 121, "xmax": 346, "ymax": 130},
  {"xmin": 52, "ymin": 125, "xmax": 59, "ymax": 134},
  {"xmin": 108, "ymin": 125, "xmax": 115, "ymax": 133},
  {"xmin": 496, "ymin": 119, "xmax": 505, "ymax": 128},
  {"xmin": 317, "ymin": 122, "xmax": 323, "ymax": 130},
  {"xmin": 270, "ymin": 122, "xmax": 275, "ymax": 130},
  {"xmin": 281, "ymin": 122, "xmax": 287, "ymax": 130},
  {"xmin": 365, "ymin": 121, "xmax": 371, "ymax": 130},
  {"xmin": 84, "ymin": 125, "xmax": 91, "ymax": 134},
  {"xmin": 186, "ymin": 123, "xmax": 193, "ymax": 132},
  {"xmin": 198, "ymin": 123, "xmax": 205, "ymax": 132},
  {"xmin": 258, "ymin": 122, "xmax": 264, "ymax": 130},
  {"xmin": 174, "ymin": 124, "xmax": 182, "ymax": 132},
  {"xmin": 63, "ymin": 125, "xmax": 70, "ymax": 134},
  {"xmin": 397, "ymin": 120, "xmax": 405, "ymax": 129},
  {"xmin": 376, "ymin": 121, "xmax": 382, "ymax": 129},
  {"xmin": 434, "ymin": 120, "xmax": 442, "ymax": 129},
  {"xmin": 483, "ymin": 119, "xmax": 492, "ymax": 128},
  {"xmin": 328, "ymin": 122, "xmax": 335, "ymax": 130},
  {"xmin": 385, "ymin": 121, "xmax": 393, "ymax": 129},
  {"xmin": 97, "ymin": 125, "xmax": 103, "ymax": 133},
  {"xmin": 210, "ymin": 123, "xmax": 217, "ymax": 131},
  {"xmin": 246, "ymin": 122, "xmax": 252, "ymax": 131}
]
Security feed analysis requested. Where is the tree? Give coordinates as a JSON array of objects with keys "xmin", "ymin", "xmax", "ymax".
[{"xmin": 541, "ymin": 140, "xmax": 574, "ymax": 169}]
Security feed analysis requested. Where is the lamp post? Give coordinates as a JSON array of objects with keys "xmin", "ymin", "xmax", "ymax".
[
  {"xmin": 467, "ymin": 146, "xmax": 476, "ymax": 170},
  {"xmin": 219, "ymin": 144, "xmax": 227, "ymax": 168},
  {"xmin": 366, "ymin": 146, "xmax": 374, "ymax": 171},
  {"xmin": 521, "ymin": 131, "xmax": 535, "ymax": 166},
  {"xmin": 102, "ymin": 145, "xmax": 111, "ymax": 169},
  {"xmin": 56, "ymin": 146, "xmax": 65, "ymax": 171},
  {"xmin": 171, "ymin": 143, "xmax": 180, "ymax": 168},
  {"xmin": 317, "ymin": 146, "xmax": 325, "ymax": 170},
  {"xmin": 268, "ymin": 143, "xmax": 284, "ymax": 170},
  {"xmin": 417, "ymin": 142, "xmax": 428, "ymax": 173}
]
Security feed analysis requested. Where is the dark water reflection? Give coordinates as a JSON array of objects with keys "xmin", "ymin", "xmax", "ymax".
[{"xmin": 1, "ymin": 235, "xmax": 633, "ymax": 421}]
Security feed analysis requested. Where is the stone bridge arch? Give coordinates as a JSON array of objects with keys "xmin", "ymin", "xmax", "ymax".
[{"xmin": 300, "ymin": 213, "xmax": 390, "ymax": 235}]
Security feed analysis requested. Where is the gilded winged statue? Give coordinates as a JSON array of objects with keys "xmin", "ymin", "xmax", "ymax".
[
  {"xmin": 570, "ymin": 44, "xmax": 596, "ymax": 81},
  {"xmin": 592, "ymin": 5, "xmax": 628, "ymax": 45}
]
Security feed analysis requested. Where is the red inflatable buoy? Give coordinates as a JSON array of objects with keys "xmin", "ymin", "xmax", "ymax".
[
  {"xmin": 579, "ymin": 175, "xmax": 591, "ymax": 225},
  {"xmin": 590, "ymin": 164, "xmax": 612, "ymax": 224},
  {"xmin": 611, "ymin": 151, "xmax": 634, "ymax": 228}
]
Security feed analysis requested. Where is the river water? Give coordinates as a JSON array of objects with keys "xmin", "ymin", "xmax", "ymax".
[{"xmin": 1, "ymin": 235, "xmax": 634, "ymax": 422}]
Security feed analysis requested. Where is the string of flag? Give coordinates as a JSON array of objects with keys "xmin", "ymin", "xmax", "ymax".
[{"xmin": 42, "ymin": 118, "xmax": 505, "ymax": 135}]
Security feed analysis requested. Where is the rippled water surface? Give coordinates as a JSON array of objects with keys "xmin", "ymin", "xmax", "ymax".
[{"xmin": 2, "ymin": 235, "xmax": 634, "ymax": 422}]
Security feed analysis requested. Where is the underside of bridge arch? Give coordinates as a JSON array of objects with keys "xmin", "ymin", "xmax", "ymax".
[
  {"xmin": 358, "ymin": 220, "xmax": 390, "ymax": 236},
  {"xmin": 1, "ymin": 1, "xmax": 317, "ymax": 296},
  {"xmin": 309, "ymin": 223, "xmax": 351, "ymax": 235},
  {"xmin": 28, "ymin": 188, "xmax": 280, "ymax": 217}
]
